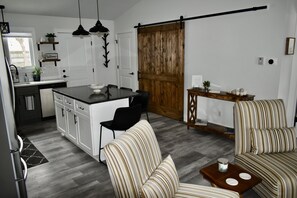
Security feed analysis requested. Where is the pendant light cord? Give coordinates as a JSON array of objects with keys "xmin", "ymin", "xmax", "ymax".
[
  {"xmin": 96, "ymin": 0, "xmax": 99, "ymax": 20},
  {"xmin": 78, "ymin": 0, "xmax": 82, "ymax": 25},
  {"xmin": 0, "ymin": 6, "xmax": 5, "ymax": 22}
]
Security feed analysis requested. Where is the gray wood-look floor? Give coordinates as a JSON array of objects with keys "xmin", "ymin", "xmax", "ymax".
[{"xmin": 19, "ymin": 113, "xmax": 259, "ymax": 198}]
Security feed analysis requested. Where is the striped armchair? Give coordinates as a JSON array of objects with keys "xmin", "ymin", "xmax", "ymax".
[
  {"xmin": 104, "ymin": 120, "xmax": 239, "ymax": 198},
  {"xmin": 234, "ymin": 99, "xmax": 297, "ymax": 198}
]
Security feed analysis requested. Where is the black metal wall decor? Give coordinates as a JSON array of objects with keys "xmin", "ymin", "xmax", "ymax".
[
  {"xmin": 0, "ymin": 5, "xmax": 10, "ymax": 34},
  {"xmin": 102, "ymin": 33, "xmax": 110, "ymax": 68}
]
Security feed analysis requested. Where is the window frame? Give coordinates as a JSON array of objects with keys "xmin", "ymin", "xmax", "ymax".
[{"xmin": 3, "ymin": 32, "xmax": 36, "ymax": 68}]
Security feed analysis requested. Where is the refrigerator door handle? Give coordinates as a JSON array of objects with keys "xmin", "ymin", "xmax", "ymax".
[
  {"xmin": 17, "ymin": 135, "xmax": 23, "ymax": 152},
  {"xmin": 20, "ymin": 158, "xmax": 28, "ymax": 180}
]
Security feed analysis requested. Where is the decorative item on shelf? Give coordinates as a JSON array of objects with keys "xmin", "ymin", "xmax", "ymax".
[
  {"xmin": 72, "ymin": 0, "xmax": 90, "ymax": 36},
  {"xmin": 102, "ymin": 33, "xmax": 110, "ymax": 68},
  {"xmin": 203, "ymin": 80, "xmax": 210, "ymax": 92},
  {"xmin": 285, "ymin": 37, "xmax": 295, "ymax": 55},
  {"xmin": 43, "ymin": 53, "xmax": 58, "ymax": 60},
  {"xmin": 45, "ymin": 33, "xmax": 56, "ymax": 42},
  {"xmin": 0, "ymin": 5, "xmax": 10, "ymax": 34},
  {"xmin": 89, "ymin": 0, "xmax": 109, "ymax": 35},
  {"xmin": 230, "ymin": 88, "xmax": 247, "ymax": 96},
  {"xmin": 32, "ymin": 67, "xmax": 41, "ymax": 81}
]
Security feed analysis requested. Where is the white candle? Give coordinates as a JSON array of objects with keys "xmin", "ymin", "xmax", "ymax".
[{"xmin": 218, "ymin": 158, "xmax": 229, "ymax": 172}]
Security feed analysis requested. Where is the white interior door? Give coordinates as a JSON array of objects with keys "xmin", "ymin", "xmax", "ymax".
[
  {"xmin": 116, "ymin": 32, "xmax": 134, "ymax": 89},
  {"xmin": 57, "ymin": 33, "xmax": 94, "ymax": 87}
]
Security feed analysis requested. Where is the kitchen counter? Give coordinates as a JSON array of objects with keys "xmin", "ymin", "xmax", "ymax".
[
  {"xmin": 53, "ymin": 85, "xmax": 138, "ymax": 104},
  {"xmin": 14, "ymin": 79, "xmax": 66, "ymax": 87},
  {"xmin": 53, "ymin": 85, "xmax": 137, "ymax": 160}
]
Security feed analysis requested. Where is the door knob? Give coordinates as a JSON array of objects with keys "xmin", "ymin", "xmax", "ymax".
[
  {"xmin": 63, "ymin": 75, "xmax": 69, "ymax": 78},
  {"xmin": 129, "ymin": 72, "xmax": 134, "ymax": 75}
]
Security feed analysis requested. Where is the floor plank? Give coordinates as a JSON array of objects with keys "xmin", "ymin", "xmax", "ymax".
[{"xmin": 19, "ymin": 113, "xmax": 259, "ymax": 198}]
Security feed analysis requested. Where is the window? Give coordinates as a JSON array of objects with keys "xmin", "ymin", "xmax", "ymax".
[{"xmin": 3, "ymin": 32, "xmax": 35, "ymax": 68}]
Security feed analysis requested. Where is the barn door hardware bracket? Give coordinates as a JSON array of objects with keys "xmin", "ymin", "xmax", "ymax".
[
  {"xmin": 135, "ymin": 5, "xmax": 267, "ymax": 28},
  {"xmin": 102, "ymin": 33, "xmax": 110, "ymax": 68}
]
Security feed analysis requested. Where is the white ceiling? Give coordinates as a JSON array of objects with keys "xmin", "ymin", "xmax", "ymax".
[{"xmin": 1, "ymin": 0, "xmax": 141, "ymax": 20}]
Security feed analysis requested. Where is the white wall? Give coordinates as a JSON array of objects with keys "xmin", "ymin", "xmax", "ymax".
[
  {"xmin": 115, "ymin": 0, "xmax": 297, "ymax": 127},
  {"xmin": 5, "ymin": 13, "xmax": 117, "ymax": 85}
]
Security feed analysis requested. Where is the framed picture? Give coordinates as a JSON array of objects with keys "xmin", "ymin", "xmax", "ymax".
[
  {"xmin": 285, "ymin": 37, "xmax": 295, "ymax": 55},
  {"xmin": 43, "ymin": 53, "xmax": 58, "ymax": 60}
]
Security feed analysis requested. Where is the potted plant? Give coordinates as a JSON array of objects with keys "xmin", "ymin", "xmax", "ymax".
[
  {"xmin": 32, "ymin": 67, "xmax": 41, "ymax": 81},
  {"xmin": 203, "ymin": 80, "xmax": 210, "ymax": 92},
  {"xmin": 45, "ymin": 33, "xmax": 56, "ymax": 42}
]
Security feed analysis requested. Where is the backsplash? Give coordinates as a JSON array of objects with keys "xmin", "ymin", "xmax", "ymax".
[{"xmin": 16, "ymin": 65, "xmax": 61, "ymax": 83}]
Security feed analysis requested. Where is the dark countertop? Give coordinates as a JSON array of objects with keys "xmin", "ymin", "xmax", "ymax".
[{"xmin": 53, "ymin": 85, "xmax": 138, "ymax": 104}]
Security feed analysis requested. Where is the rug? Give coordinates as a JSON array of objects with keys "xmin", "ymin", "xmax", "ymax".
[{"xmin": 21, "ymin": 137, "xmax": 48, "ymax": 168}]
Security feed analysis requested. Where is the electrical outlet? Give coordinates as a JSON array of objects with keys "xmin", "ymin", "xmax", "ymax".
[{"xmin": 218, "ymin": 111, "xmax": 221, "ymax": 117}]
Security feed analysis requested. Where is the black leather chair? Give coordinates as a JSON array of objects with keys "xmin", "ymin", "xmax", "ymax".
[
  {"xmin": 98, "ymin": 104, "xmax": 142, "ymax": 164},
  {"xmin": 107, "ymin": 84, "xmax": 118, "ymax": 89},
  {"xmin": 130, "ymin": 90, "xmax": 150, "ymax": 122},
  {"xmin": 120, "ymin": 87, "xmax": 132, "ymax": 91}
]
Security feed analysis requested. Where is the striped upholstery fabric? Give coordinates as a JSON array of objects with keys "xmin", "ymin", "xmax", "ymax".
[
  {"xmin": 250, "ymin": 127, "xmax": 297, "ymax": 154},
  {"xmin": 142, "ymin": 155, "xmax": 179, "ymax": 198},
  {"xmin": 236, "ymin": 152, "xmax": 297, "ymax": 198},
  {"xmin": 175, "ymin": 183, "xmax": 239, "ymax": 198},
  {"xmin": 105, "ymin": 120, "xmax": 239, "ymax": 198},
  {"xmin": 234, "ymin": 99, "xmax": 297, "ymax": 198},
  {"xmin": 104, "ymin": 120, "xmax": 162, "ymax": 198}
]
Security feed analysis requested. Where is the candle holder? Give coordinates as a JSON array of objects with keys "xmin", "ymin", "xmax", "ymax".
[{"xmin": 218, "ymin": 158, "xmax": 228, "ymax": 172}]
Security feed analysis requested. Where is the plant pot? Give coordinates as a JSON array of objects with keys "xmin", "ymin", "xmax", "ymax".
[
  {"xmin": 33, "ymin": 75, "xmax": 40, "ymax": 81},
  {"xmin": 47, "ymin": 37, "xmax": 55, "ymax": 42}
]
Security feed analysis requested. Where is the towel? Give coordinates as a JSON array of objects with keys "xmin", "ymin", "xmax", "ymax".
[{"xmin": 25, "ymin": 96, "xmax": 35, "ymax": 111}]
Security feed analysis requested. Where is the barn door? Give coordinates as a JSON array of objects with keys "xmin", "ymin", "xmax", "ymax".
[{"xmin": 137, "ymin": 23, "xmax": 184, "ymax": 120}]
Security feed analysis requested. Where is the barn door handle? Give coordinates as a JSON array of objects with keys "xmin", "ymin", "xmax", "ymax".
[{"xmin": 129, "ymin": 72, "xmax": 134, "ymax": 75}]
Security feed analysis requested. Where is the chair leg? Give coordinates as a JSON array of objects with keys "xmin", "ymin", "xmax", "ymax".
[
  {"xmin": 112, "ymin": 130, "xmax": 115, "ymax": 139},
  {"xmin": 146, "ymin": 111, "xmax": 150, "ymax": 122},
  {"xmin": 98, "ymin": 125, "xmax": 106, "ymax": 165}
]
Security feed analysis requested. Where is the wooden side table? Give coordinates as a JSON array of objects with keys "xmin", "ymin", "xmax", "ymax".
[
  {"xmin": 200, "ymin": 163, "xmax": 261, "ymax": 196},
  {"xmin": 187, "ymin": 88, "xmax": 255, "ymax": 139}
]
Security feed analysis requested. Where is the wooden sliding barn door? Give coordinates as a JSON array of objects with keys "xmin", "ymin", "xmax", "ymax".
[{"xmin": 137, "ymin": 23, "xmax": 184, "ymax": 120}]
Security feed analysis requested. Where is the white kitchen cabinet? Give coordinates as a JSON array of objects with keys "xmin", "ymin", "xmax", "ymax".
[
  {"xmin": 53, "ymin": 91, "xmax": 129, "ymax": 161},
  {"xmin": 76, "ymin": 112, "xmax": 92, "ymax": 154},
  {"xmin": 54, "ymin": 102, "xmax": 66, "ymax": 135},
  {"xmin": 65, "ymin": 107, "xmax": 77, "ymax": 143}
]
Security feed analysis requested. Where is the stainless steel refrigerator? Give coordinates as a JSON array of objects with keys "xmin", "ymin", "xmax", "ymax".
[{"xmin": 0, "ymin": 33, "xmax": 28, "ymax": 197}]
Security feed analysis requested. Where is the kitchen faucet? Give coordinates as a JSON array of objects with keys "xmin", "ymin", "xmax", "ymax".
[{"xmin": 9, "ymin": 64, "xmax": 19, "ymax": 83}]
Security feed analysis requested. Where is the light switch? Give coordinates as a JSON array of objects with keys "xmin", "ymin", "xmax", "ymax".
[{"xmin": 258, "ymin": 57, "xmax": 264, "ymax": 65}]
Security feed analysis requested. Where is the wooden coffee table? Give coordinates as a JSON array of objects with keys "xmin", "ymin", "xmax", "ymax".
[{"xmin": 200, "ymin": 163, "xmax": 262, "ymax": 196}]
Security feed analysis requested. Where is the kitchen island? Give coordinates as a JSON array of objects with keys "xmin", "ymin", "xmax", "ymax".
[{"xmin": 53, "ymin": 85, "xmax": 138, "ymax": 161}]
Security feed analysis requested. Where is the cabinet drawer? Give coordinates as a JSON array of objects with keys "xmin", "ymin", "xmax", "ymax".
[
  {"xmin": 54, "ymin": 93, "xmax": 64, "ymax": 104},
  {"xmin": 75, "ymin": 100, "xmax": 89, "ymax": 116},
  {"xmin": 64, "ymin": 96, "xmax": 74, "ymax": 109}
]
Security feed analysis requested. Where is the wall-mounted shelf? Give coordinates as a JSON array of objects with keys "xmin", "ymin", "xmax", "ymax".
[
  {"xmin": 37, "ymin": 41, "xmax": 59, "ymax": 50},
  {"xmin": 39, "ymin": 59, "xmax": 61, "ymax": 67}
]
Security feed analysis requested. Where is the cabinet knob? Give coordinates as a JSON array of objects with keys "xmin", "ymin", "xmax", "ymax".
[{"xmin": 63, "ymin": 75, "xmax": 69, "ymax": 78}]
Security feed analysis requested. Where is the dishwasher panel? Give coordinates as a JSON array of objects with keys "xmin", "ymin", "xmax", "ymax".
[{"xmin": 40, "ymin": 88, "xmax": 55, "ymax": 118}]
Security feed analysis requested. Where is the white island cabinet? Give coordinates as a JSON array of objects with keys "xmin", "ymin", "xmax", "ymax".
[{"xmin": 53, "ymin": 86, "xmax": 137, "ymax": 161}]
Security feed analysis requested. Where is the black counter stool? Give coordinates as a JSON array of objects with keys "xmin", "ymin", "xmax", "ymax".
[
  {"xmin": 98, "ymin": 104, "xmax": 142, "ymax": 164},
  {"xmin": 120, "ymin": 87, "xmax": 132, "ymax": 91},
  {"xmin": 130, "ymin": 90, "xmax": 150, "ymax": 122}
]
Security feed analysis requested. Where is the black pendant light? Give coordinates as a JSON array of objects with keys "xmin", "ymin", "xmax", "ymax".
[
  {"xmin": 89, "ymin": 0, "xmax": 109, "ymax": 34},
  {"xmin": 73, "ymin": 0, "xmax": 89, "ymax": 36}
]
